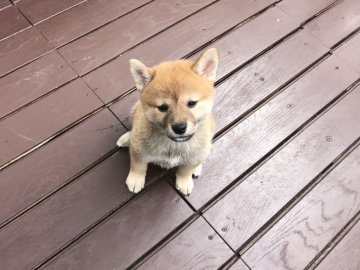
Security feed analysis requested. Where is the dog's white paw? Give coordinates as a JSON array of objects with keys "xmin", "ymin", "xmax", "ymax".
[
  {"xmin": 176, "ymin": 176, "xmax": 194, "ymax": 196},
  {"xmin": 192, "ymin": 164, "xmax": 202, "ymax": 178},
  {"xmin": 117, "ymin": 131, "xmax": 131, "ymax": 147},
  {"xmin": 126, "ymin": 172, "xmax": 145, "ymax": 193}
]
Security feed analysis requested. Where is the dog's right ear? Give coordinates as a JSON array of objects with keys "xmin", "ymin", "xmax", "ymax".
[{"xmin": 129, "ymin": 59, "xmax": 154, "ymax": 91}]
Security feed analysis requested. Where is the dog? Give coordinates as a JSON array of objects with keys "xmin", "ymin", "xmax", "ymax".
[{"xmin": 116, "ymin": 48, "xmax": 218, "ymax": 195}]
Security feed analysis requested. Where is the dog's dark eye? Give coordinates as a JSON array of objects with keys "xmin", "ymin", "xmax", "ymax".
[
  {"xmin": 158, "ymin": 104, "xmax": 169, "ymax": 112},
  {"xmin": 187, "ymin": 100, "xmax": 198, "ymax": 108}
]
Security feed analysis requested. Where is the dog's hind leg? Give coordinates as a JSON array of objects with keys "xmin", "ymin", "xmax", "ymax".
[
  {"xmin": 192, "ymin": 163, "xmax": 202, "ymax": 178},
  {"xmin": 116, "ymin": 131, "xmax": 131, "ymax": 147},
  {"xmin": 176, "ymin": 165, "xmax": 198, "ymax": 195}
]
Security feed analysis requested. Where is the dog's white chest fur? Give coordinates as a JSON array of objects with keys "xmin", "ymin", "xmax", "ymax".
[
  {"xmin": 143, "ymin": 139, "xmax": 194, "ymax": 169},
  {"xmin": 142, "ymin": 132, "xmax": 207, "ymax": 169},
  {"xmin": 151, "ymin": 154, "xmax": 182, "ymax": 169}
]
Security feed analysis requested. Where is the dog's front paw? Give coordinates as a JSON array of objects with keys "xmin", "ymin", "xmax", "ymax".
[
  {"xmin": 176, "ymin": 176, "xmax": 194, "ymax": 196},
  {"xmin": 117, "ymin": 131, "xmax": 131, "ymax": 147},
  {"xmin": 126, "ymin": 172, "xmax": 145, "ymax": 193}
]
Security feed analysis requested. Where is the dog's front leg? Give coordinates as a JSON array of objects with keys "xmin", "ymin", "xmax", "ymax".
[
  {"xmin": 116, "ymin": 131, "xmax": 131, "ymax": 147},
  {"xmin": 176, "ymin": 164, "xmax": 200, "ymax": 196},
  {"xmin": 126, "ymin": 151, "xmax": 147, "ymax": 193}
]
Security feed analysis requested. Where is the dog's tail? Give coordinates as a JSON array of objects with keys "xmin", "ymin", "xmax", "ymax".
[{"xmin": 116, "ymin": 131, "xmax": 131, "ymax": 147}]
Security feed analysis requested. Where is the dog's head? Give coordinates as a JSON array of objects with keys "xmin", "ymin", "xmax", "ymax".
[{"xmin": 129, "ymin": 48, "xmax": 218, "ymax": 142}]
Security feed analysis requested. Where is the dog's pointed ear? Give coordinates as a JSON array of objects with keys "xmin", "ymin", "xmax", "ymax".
[
  {"xmin": 129, "ymin": 59, "xmax": 154, "ymax": 91},
  {"xmin": 193, "ymin": 48, "xmax": 218, "ymax": 83}
]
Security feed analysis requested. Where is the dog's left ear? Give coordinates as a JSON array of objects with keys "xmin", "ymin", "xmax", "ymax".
[
  {"xmin": 193, "ymin": 48, "xmax": 219, "ymax": 83},
  {"xmin": 129, "ymin": 59, "xmax": 154, "ymax": 91}
]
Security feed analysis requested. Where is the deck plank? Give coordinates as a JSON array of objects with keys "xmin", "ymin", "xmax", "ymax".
[
  {"xmin": 0, "ymin": 5, "xmax": 30, "ymax": 40},
  {"xmin": 110, "ymin": 16, "xmax": 328, "ymax": 132},
  {"xmin": 204, "ymin": 85, "xmax": 360, "ymax": 250},
  {"xmin": 0, "ymin": 51, "xmax": 76, "ymax": 119},
  {"xmin": 306, "ymin": 0, "xmax": 360, "ymax": 47},
  {"xmin": 189, "ymin": 6, "xmax": 299, "ymax": 82},
  {"xmin": 138, "ymin": 217, "xmax": 233, "ymax": 270},
  {"xmin": 36, "ymin": 0, "xmax": 151, "ymax": 47},
  {"xmin": 84, "ymin": 0, "xmax": 276, "ymax": 103},
  {"xmin": 213, "ymin": 30, "xmax": 327, "ymax": 132},
  {"xmin": 242, "ymin": 145, "xmax": 360, "ymax": 269},
  {"xmin": 109, "ymin": 91, "xmax": 139, "ymax": 130},
  {"xmin": 277, "ymin": 0, "xmax": 336, "ymax": 24},
  {"xmin": 0, "ymin": 109, "xmax": 124, "ymax": 226},
  {"xmin": 110, "ymin": 6, "xmax": 299, "ymax": 129},
  {"xmin": 316, "ymin": 219, "xmax": 360, "ymax": 270},
  {"xmin": 16, "ymin": 0, "xmax": 84, "ymax": 24},
  {"xmin": 0, "ymin": 27, "xmax": 52, "ymax": 77},
  {"xmin": 41, "ymin": 181, "xmax": 193, "ymax": 270},
  {"xmin": 187, "ymin": 54, "xmax": 357, "ymax": 209},
  {"xmin": 59, "ymin": 0, "xmax": 215, "ymax": 75},
  {"xmin": 0, "ymin": 79, "xmax": 102, "ymax": 167},
  {"xmin": 334, "ymin": 31, "xmax": 360, "ymax": 74},
  {"xmin": 110, "ymin": 30, "xmax": 327, "ymax": 132},
  {"xmin": 0, "ymin": 152, "xmax": 166, "ymax": 270}
]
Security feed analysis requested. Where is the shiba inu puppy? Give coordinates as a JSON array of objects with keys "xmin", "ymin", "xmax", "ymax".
[{"xmin": 116, "ymin": 48, "xmax": 218, "ymax": 195}]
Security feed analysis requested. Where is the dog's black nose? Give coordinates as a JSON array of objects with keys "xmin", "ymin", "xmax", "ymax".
[{"xmin": 172, "ymin": 123, "xmax": 187, "ymax": 135}]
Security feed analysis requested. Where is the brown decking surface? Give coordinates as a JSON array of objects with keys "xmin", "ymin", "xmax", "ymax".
[{"xmin": 1, "ymin": 0, "xmax": 360, "ymax": 269}]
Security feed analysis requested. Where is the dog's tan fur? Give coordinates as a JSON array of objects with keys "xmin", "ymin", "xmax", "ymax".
[{"xmin": 117, "ymin": 48, "xmax": 218, "ymax": 195}]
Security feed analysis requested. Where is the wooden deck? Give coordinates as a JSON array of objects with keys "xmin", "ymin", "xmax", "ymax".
[{"xmin": 1, "ymin": 0, "xmax": 360, "ymax": 269}]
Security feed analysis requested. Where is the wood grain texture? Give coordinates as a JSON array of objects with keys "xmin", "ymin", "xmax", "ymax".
[
  {"xmin": 0, "ymin": 51, "xmax": 76, "ymax": 119},
  {"xmin": 204, "ymin": 85, "xmax": 360, "ymax": 250},
  {"xmin": 0, "ymin": 5, "xmax": 30, "ymax": 40},
  {"xmin": 317, "ymin": 219, "xmax": 360, "ymax": 270},
  {"xmin": 138, "ymin": 217, "xmax": 233, "ymax": 270},
  {"xmin": 0, "ymin": 79, "xmax": 102, "ymax": 166},
  {"xmin": 186, "ymin": 54, "xmax": 357, "ymax": 209},
  {"xmin": 0, "ymin": 151, "xmax": 166, "ymax": 270},
  {"xmin": 306, "ymin": 0, "xmax": 360, "ymax": 47},
  {"xmin": 83, "ymin": 0, "xmax": 276, "ymax": 103},
  {"xmin": 189, "ymin": 6, "xmax": 299, "ymax": 81},
  {"xmin": 243, "ymin": 146, "xmax": 360, "ymax": 269},
  {"xmin": 334, "ymin": 31, "xmax": 360, "ymax": 74},
  {"xmin": 0, "ymin": 109, "xmax": 124, "ymax": 225},
  {"xmin": 0, "ymin": 27, "xmax": 52, "ymax": 77},
  {"xmin": 36, "ymin": 0, "xmax": 150, "ymax": 47},
  {"xmin": 42, "ymin": 181, "xmax": 193, "ymax": 270},
  {"xmin": 59, "ymin": 0, "xmax": 214, "ymax": 75},
  {"xmin": 16, "ymin": 0, "xmax": 84, "ymax": 24},
  {"xmin": 277, "ymin": 0, "xmax": 336, "ymax": 23}
]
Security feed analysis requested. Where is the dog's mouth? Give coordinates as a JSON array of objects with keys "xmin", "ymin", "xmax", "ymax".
[{"xmin": 169, "ymin": 134, "xmax": 193, "ymax": 142}]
